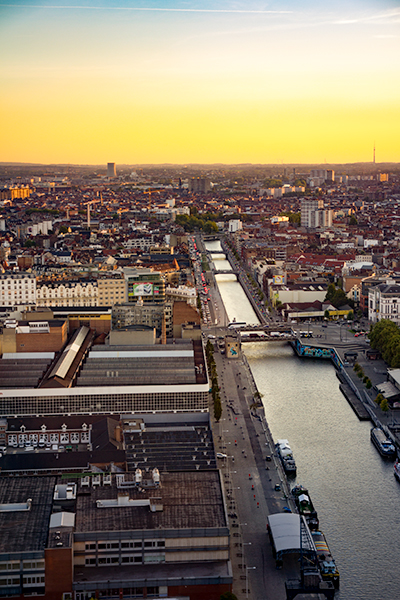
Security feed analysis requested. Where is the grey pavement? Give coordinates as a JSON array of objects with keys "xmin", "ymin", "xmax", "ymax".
[{"xmin": 210, "ymin": 348, "xmax": 301, "ymax": 600}]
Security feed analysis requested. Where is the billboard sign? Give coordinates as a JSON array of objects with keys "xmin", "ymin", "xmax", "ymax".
[
  {"xmin": 273, "ymin": 275, "xmax": 284, "ymax": 285},
  {"xmin": 132, "ymin": 283, "xmax": 153, "ymax": 296}
]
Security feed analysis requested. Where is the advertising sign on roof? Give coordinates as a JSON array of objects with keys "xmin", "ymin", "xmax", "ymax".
[{"xmin": 132, "ymin": 283, "xmax": 153, "ymax": 296}]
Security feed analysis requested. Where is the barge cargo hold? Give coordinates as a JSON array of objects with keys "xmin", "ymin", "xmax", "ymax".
[{"xmin": 312, "ymin": 529, "xmax": 340, "ymax": 589}]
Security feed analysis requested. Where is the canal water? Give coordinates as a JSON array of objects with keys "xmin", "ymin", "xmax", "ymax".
[{"xmin": 206, "ymin": 241, "xmax": 400, "ymax": 600}]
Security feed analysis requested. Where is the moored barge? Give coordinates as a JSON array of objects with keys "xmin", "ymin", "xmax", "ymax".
[
  {"xmin": 275, "ymin": 439, "xmax": 297, "ymax": 476},
  {"xmin": 370, "ymin": 427, "xmax": 396, "ymax": 458},
  {"xmin": 312, "ymin": 529, "xmax": 340, "ymax": 589},
  {"xmin": 292, "ymin": 484, "xmax": 319, "ymax": 530}
]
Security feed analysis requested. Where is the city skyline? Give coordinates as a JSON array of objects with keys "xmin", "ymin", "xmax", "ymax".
[{"xmin": 1, "ymin": 0, "xmax": 399, "ymax": 165}]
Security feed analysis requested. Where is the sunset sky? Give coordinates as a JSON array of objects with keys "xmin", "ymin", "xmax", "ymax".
[{"xmin": 1, "ymin": 0, "xmax": 399, "ymax": 164}]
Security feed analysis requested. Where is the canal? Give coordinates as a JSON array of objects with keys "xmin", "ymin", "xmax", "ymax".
[{"xmin": 206, "ymin": 240, "xmax": 400, "ymax": 600}]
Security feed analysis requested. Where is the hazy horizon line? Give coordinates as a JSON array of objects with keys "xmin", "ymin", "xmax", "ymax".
[{"xmin": 1, "ymin": 161, "xmax": 399, "ymax": 168}]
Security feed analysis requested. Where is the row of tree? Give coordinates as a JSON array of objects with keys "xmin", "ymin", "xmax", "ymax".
[
  {"xmin": 369, "ymin": 318, "xmax": 400, "ymax": 368},
  {"xmin": 205, "ymin": 340, "xmax": 222, "ymax": 421}
]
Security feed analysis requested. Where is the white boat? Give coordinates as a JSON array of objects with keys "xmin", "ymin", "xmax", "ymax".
[{"xmin": 275, "ymin": 439, "xmax": 297, "ymax": 475}]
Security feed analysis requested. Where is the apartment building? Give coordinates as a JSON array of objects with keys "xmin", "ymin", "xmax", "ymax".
[
  {"xmin": 369, "ymin": 282, "xmax": 400, "ymax": 324},
  {"xmin": 97, "ymin": 276, "xmax": 126, "ymax": 306},
  {"xmin": 0, "ymin": 272, "xmax": 36, "ymax": 307},
  {"xmin": 36, "ymin": 279, "xmax": 98, "ymax": 307},
  {"xmin": 300, "ymin": 198, "xmax": 332, "ymax": 229}
]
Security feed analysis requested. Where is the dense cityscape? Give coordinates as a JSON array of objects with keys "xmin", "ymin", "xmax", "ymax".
[
  {"xmin": 1, "ymin": 0, "xmax": 400, "ymax": 597},
  {"xmin": 1, "ymin": 160, "xmax": 400, "ymax": 600}
]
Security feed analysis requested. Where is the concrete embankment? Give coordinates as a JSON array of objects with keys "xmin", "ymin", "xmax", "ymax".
[{"xmin": 337, "ymin": 377, "xmax": 371, "ymax": 420}]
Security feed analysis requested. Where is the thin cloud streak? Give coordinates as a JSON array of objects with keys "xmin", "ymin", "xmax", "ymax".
[{"xmin": 0, "ymin": 4, "xmax": 293, "ymax": 14}]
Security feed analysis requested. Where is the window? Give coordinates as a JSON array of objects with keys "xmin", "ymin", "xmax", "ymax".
[
  {"xmin": 0, "ymin": 562, "xmax": 20, "ymax": 572},
  {"xmin": 121, "ymin": 541, "xmax": 139, "ymax": 549},
  {"xmin": 121, "ymin": 556, "xmax": 142, "ymax": 564},
  {"xmin": 0, "ymin": 577, "xmax": 20, "ymax": 586},
  {"xmin": 98, "ymin": 556, "xmax": 119, "ymax": 566},
  {"xmin": 85, "ymin": 543, "xmax": 96, "ymax": 551},
  {"xmin": 98, "ymin": 542, "xmax": 119, "ymax": 551},
  {"xmin": 23, "ymin": 560, "xmax": 44, "ymax": 570},
  {"xmin": 23, "ymin": 575, "xmax": 45, "ymax": 585}
]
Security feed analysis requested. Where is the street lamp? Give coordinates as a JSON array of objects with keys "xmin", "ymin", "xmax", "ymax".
[
  {"xmin": 246, "ymin": 566, "xmax": 256, "ymax": 598},
  {"xmin": 242, "ymin": 542, "xmax": 252, "ymax": 572}
]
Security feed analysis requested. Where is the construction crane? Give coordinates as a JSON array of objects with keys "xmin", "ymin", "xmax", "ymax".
[{"xmin": 143, "ymin": 188, "xmax": 159, "ymax": 211}]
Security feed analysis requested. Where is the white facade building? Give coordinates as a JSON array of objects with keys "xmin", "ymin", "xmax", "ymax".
[
  {"xmin": 0, "ymin": 273, "xmax": 36, "ymax": 307},
  {"xmin": 369, "ymin": 283, "xmax": 400, "ymax": 325},
  {"xmin": 228, "ymin": 219, "xmax": 243, "ymax": 233},
  {"xmin": 166, "ymin": 285, "xmax": 197, "ymax": 307},
  {"xmin": 36, "ymin": 279, "xmax": 98, "ymax": 307}
]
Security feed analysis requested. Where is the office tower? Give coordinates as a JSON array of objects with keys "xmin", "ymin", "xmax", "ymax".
[{"xmin": 107, "ymin": 162, "xmax": 117, "ymax": 178}]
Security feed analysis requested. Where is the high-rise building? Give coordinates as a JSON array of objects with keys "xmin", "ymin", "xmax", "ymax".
[
  {"xmin": 301, "ymin": 198, "xmax": 324, "ymax": 228},
  {"xmin": 188, "ymin": 177, "xmax": 211, "ymax": 193},
  {"xmin": 107, "ymin": 162, "xmax": 117, "ymax": 178}
]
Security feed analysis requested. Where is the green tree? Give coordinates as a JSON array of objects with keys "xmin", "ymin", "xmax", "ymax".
[
  {"xmin": 204, "ymin": 220, "xmax": 219, "ymax": 234},
  {"xmin": 325, "ymin": 284, "xmax": 336, "ymax": 303},
  {"xmin": 220, "ymin": 592, "xmax": 238, "ymax": 600},
  {"xmin": 369, "ymin": 319, "xmax": 400, "ymax": 367},
  {"xmin": 214, "ymin": 397, "xmax": 222, "ymax": 421},
  {"xmin": 349, "ymin": 215, "xmax": 358, "ymax": 226},
  {"xmin": 24, "ymin": 240, "xmax": 36, "ymax": 248},
  {"xmin": 380, "ymin": 398, "xmax": 389, "ymax": 412},
  {"xmin": 325, "ymin": 283, "xmax": 350, "ymax": 309},
  {"xmin": 375, "ymin": 393, "xmax": 384, "ymax": 405},
  {"xmin": 279, "ymin": 211, "xmax": 300, "ymax": 224}
]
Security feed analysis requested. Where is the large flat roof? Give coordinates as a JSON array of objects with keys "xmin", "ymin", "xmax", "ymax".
[
  {"xmin": 0, "ymin": 476, "xmax": 55, "ymax": 555},
  {"xmin": 74, "ymin": 471, "xmax": 227, "ymax": 534}
]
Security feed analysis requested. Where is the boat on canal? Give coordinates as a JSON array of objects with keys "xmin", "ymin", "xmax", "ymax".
[
  {"xmin": 291, "ymin": 484, "xmax": 319, "ymax": 530},
  {"xmin": 275, "ymin": 439, "xmax": 297, "ymax": 476},
  {"xmin": 312, "ymin": 529, "xmax": 340, "ymax": 589},
  {"xmin": 394, "ymin": 458, "xmax": 400, "ymax": 482},
  {"xmin": 370, "ymin": 427, "xmax": 396, "ymax": 458}
]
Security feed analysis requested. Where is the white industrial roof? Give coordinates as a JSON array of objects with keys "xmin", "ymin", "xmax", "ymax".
[
  {"xmin": 267, "ymin": 512, "xmax": 316, "ymax": 558},
  {"xmin": 268, "ymin": 513, "xmax": 302, "ymax": 554}
]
